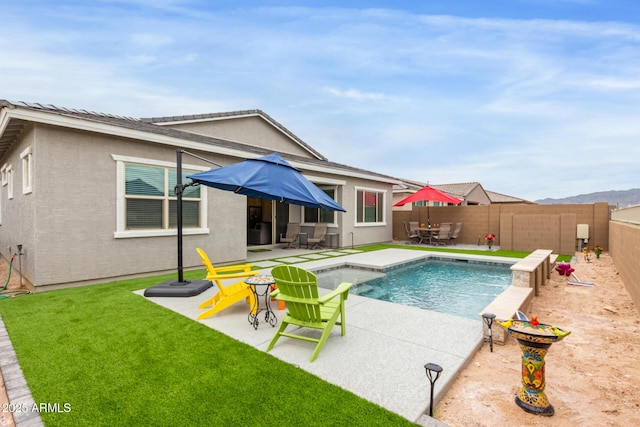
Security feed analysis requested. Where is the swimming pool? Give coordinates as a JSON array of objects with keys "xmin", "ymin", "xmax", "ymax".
[{"xmin": 315, "ymin": 258, "xmax": 512, "ymax": 320}]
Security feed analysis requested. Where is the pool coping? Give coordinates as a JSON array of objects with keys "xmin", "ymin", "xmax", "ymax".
[
  {"xmin": 298, "ymin": 248, "xmax": 517, "ymax": 274},
  {"xmin": 313, "ymin": 252, "xmax": 515, "ymax": 320},
  {"xmin": 140, "ymin": 248, "xmax": 521, "ymax": 424}
]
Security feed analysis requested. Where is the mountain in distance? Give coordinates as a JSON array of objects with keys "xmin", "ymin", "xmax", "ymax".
[{"xmin": 536, "ymin": 188, "xmax": 640, "ymax": 208}]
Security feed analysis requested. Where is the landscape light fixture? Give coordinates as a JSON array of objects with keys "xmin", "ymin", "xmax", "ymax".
[
  {"xmin": 482, "ymin": 312, "xmax": 497, "ymax": 352},
  {"xmin": 424, "ymin": 362, "xmax": 443, "ymax": 417}
]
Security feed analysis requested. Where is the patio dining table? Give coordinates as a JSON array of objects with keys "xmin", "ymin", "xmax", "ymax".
[{"xmin": 417, "ymin": 227, "xmax": 439, "ymax": 245}]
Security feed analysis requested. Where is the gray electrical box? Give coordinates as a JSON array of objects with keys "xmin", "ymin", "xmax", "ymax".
[
  {"xmin": 577, "ymin": 224, "xmax": 589, "ymax": 239},
  {"xmin": 577, "ymin": 224, "xmax": 589, "ymax": 251}
]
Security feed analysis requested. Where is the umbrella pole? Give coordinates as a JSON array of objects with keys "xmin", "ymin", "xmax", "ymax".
[
  {"xmin": 143, "ymin": 149, "xmax": 224, "ymax": 297},
  {"xmin": 176, "ymin": 149, "xmax": 185, "ymax": 283}
]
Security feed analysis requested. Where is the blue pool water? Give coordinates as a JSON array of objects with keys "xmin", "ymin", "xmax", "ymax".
[{"xmin": 316, "ymin": 258, "xmax": 512, "ymax": 320}]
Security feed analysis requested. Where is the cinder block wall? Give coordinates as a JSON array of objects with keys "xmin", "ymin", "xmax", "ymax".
[
  {"xmin": 609, "ymin": 221, "xmax": 640, "ymax": 311},
  {"xmin": 393, "ymin": 202, "xmax": 611, "ymax": 254}
]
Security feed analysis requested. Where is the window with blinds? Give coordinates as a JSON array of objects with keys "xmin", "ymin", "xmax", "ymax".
[{"xmin": 125, "ymin": 163, "xmax": 200, "ymax": 230}]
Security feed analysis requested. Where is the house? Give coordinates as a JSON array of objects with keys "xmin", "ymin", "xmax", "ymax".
[
  {"xmin": 485, "ymin": 189, "xmax": 534, "ymax": 204},
  {"xmin": 431, "ymin": 182, "xmax": 491, "ymax": 205},
  {"xmin": 393, "ymin": 181, "xmax": 529, "ymax": 208},
  {"xmin": 0, "ymin": 101, "xmax": 400, "ymax": 289}
]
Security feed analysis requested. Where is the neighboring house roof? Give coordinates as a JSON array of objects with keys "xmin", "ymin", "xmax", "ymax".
[
  {"xmin": 0, "ymin": 100, "xmax": 402, "ymax": 185},
  {"xmin": 394, "ymin": 180, "xmax": 530, "ymax": 205},
  {"xmin": 431, "ymin": 182, "xmax": 484, "ymax": 200},
  {"xmin": 392, "ymin": 179, "xmax": 425, "ymax": 194},
  {"xmin": 141, "ymin": 109, "xmax": 327, "ymax": 161},
  {"xmin": 485, "ymin": 190, "xmax": 534, "ymax": 204},
  {"xmin": 434, "ymin": 182, "xmax": 532, "ymax": 204}
]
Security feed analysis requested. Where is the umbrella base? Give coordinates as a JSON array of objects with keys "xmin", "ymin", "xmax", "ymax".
[{"xmin": 144, "ymin": 279, "xmax": 212, "ymax": 297}]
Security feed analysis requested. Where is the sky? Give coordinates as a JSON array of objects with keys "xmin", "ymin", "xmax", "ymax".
[{"xmin": 2, "ymin": 0, "xmax": 640, "ymax": 201}]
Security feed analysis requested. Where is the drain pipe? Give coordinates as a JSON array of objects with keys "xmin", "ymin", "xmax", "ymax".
[{"xmin": 349, "ymin": 232, "xmax": 354, "ymax": 249}]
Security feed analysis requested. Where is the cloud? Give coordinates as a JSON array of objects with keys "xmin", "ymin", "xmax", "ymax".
[
  {"xmin": 130, "ymin": 33, "xmax": 174, "ymax": 48},
  {"xmin": 2, "ymin": 3, "xmax": 640, "ymax": 200},
  {"xmin": 323, "ymin": 87, "xmax": 387, "ymax": 101}
]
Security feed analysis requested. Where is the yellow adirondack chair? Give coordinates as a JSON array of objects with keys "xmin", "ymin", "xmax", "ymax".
[
  {"xmin": 196, "ymin": 248, "xmax": 259, "ymax": 320},
  {"xmin": 267, "ymin": 265, "xmax": 353, "ymax": 362}
]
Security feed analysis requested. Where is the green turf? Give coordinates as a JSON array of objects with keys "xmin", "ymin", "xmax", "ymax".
[
  {"xmin": 0, "ymin": 270, "xmax": 411, "ymax": 426},
  {"xmin": 0, "ymin": 245, "xmax": 570, "ymax": 426}
]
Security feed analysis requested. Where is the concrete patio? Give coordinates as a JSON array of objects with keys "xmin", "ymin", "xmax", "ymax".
[{"xmin": 139, "ymin": 246, "xmax": 515, "ymax": 425}]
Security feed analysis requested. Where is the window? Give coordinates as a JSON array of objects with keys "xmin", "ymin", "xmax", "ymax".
[
  {"xmin": 6, "ymin": 165, "xmax": 12, "ymax": 200},
  {"xmin": 414, "ymin": 201, "xmax": 446, "ymax": 207},
  {"xmin": 303, "ymin": 186, "xmax": 337, "ymax": 224},
  {"xmin": 355, "ymin": 188, "xmax": 385, "ymax": 224},
  {"xmin": 113, "ymin": 155, "xmax": 209, "ymax": 238},
  {"xmin": 21, "ymin": 147, "xmax": 32, "ymax": 194}
]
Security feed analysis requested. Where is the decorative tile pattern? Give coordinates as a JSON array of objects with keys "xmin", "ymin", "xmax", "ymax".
[
  {"xmin": 299, "ymin": 254, "xmax": 328, "ymax": 260},
  {"xmin": 274, "ymin": 257, "xmax": 309, "ymax": 264},
  {"xmin": 251, "ymin": 260, "xmax": 282, "ymax": 268}
]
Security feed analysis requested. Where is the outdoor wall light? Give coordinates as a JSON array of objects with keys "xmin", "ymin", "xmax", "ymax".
[
  {"xmin": 424, "ymin": 362, "xmax": 443, "ymax": 417},
  {"xmin": 482, "ymin": 312, "xmax": 497, "ymax": 352}
]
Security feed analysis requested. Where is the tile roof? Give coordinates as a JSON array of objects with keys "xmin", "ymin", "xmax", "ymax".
[
  {"xmin": 0, "ymin": 100, "xmax": 402, "ymax": 185},
  {"xmin": 141, "ymin": 109, "xmax": 327, "ymax": 161},
  {"xmin": 1, "ymin": 100, "xmax": 141, "ymax": 121},
  {"xmin": 431, "ymin": 182, "xmax": 481, "ymax": 198},
  {"xmin": 397, "ymin": 179, "xmax": 531, "ymax": 204},
  {"xmin": 485, "ymin": 190, "xmax": 533, "ymax": 204}
]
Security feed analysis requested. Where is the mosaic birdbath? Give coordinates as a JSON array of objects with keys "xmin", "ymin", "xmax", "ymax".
[{"xmin": 498, "ymin": 318, "xmax": 571, "ymax": 416}]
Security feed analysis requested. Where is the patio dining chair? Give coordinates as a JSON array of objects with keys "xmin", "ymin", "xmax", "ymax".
[
  {"xmin": 449, "ymin": 222, "xmax": 462, "ymax": 245},
  {"xmin": 432, "ymin": 223, "xmax": 452, "ymax": 246},
  {"xmin": 280, "ymin": 223, "xmax": 300, "ymax": 249},
  {"xmin": 195, "ymin": 248, "xmax": 259, "ymax": 320},
  {"xmin": 307, "ymin": 223, "xmax": 327, "ymax": 249},
  {"xmin": 267, "ymin": 265, "xmax": 353, "ymax": 362},
  {"xmin": 403, "ymin": 221, "xmax": 421, "ymax": 244}
]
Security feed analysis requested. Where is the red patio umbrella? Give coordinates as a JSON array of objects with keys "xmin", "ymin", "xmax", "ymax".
[{"xmin": 394, "ymin": 185, "xmax": 462, "ymax": 226}]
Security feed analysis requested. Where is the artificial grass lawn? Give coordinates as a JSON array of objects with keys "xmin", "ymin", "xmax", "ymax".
[
  {"xmin": 0, "ymin": 245, "xmax": 570, "ymax": 426},
  {"xmin": 0, "ymin": 270, "xmax": 411, "ymax": 427}
]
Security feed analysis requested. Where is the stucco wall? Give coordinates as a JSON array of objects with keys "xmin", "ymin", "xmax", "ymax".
[
  {"xmin": 343, "ymin": 177, "xmax": 393, "ymax": 248},
  {"xmin": 0, "ymin": 123, "xmax": 37, "ymax": 284},
  {"xmin": 0, "ymin": 120, "xmax": 395, "ymax": 288},
  {"xmin": 7, "ymin": 124, "xmax": 248, "ymax": 287},
  {"xmin": 464, "ymin": 185, "xmax": 491, "ymax": 205},
  {"xmin": 165, "ymin": 116, "xmax": 313, "ymax": 158},
  {"xmin": 394, "ymin": 202, "xmax": 611, "ymax": 254},
  {"xmin": 609, "ymin": 221, "xmax": 640, "ymax": 311}
]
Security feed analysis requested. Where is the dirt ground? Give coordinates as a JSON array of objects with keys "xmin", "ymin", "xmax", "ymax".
[
  {"xmin": 0, "ymin": 253, "xmax": 638, "ymax": 427},
  {"xmin": 436, "ymin": 251, "xmax": 640, "ymax": 427}
]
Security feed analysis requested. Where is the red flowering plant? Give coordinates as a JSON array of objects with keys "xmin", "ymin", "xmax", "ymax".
[{"xmin": 484, "ymin": 233, "xmax": 496, "ymax": 250}]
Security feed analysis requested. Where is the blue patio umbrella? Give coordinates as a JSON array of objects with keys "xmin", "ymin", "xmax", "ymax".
[
  {"xmin": 144, "ymin": 151, "xmax": 345, "ymax": 298},
  {"xmin": 187, "ymin": 152, "xmax": 346, "ymax": 212}
]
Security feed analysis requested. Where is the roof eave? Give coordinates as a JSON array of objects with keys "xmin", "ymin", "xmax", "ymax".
[{"xmin": 1, "ymin": 105, "xmax": 399, "ymax": 185}]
